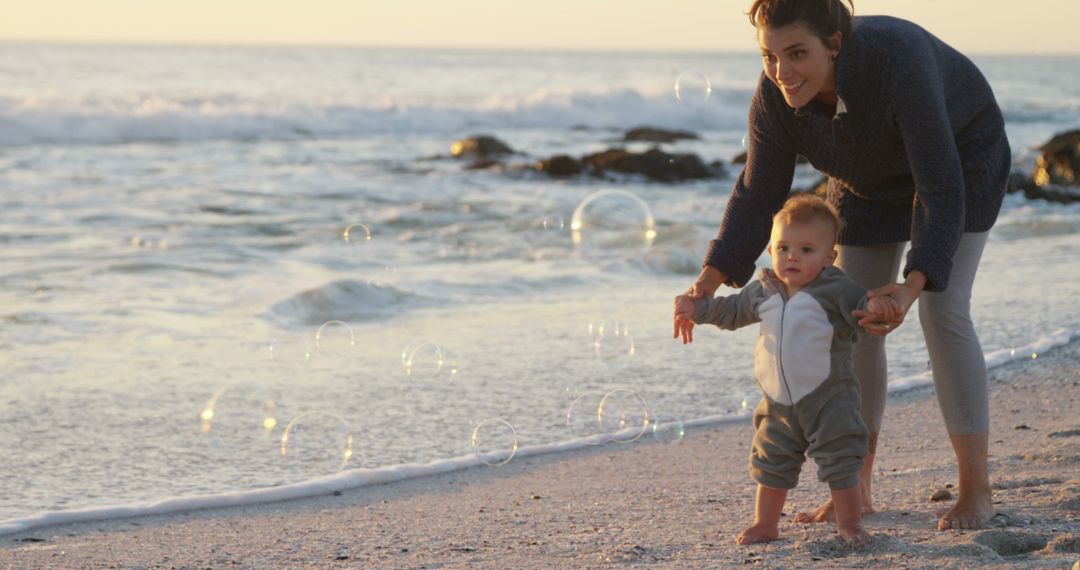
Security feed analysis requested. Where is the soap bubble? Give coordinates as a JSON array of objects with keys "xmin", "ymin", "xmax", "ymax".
[
  {"xmin": 598, "ymin": 389, "xmax": 651, "ymax": 444},
  {"xmin": 342, "ymin": 223, "xmax": 372, "ymax": 244},
  {"xmin": 314, "ymin": 320, "xmax": 357, "ymax": 359},
  {"xmin": 542, "ymin": 215, "xmax": 565, "ymax": 232},
  {"xmin": 593, "ymin": 332, "xmax": 636, "ymax": 372},
  {"xmin": 401, "ymin": 339, "xmax": 458, "ymax": 380},
  {"xmin": 471, "ymin": 418, "xmax": 518, "ymax": 466},
  {"xmin": 587, "ymin": 316, "xmax": 629, "ymax": 342},
  {"xmin": 570, "ymin": 189, "xmax": 656, "ymax": 257},
  {"xmin": 565, "ymin": 392, "xmax": 607, "ymax": 442},
  {"xmin": 198, "ymin": 384, "xmax": 280, "ymax": 441},
  {"xmin": 651, "ymin": 414, "xmax": 686, "ymax": 445},
  {"xmin": 279, "ymin": 412, "xmax": 355, "ymax": 477},
  {"xmin": 674, "ymin": 70, "xmax": 712, "ymax": 106}
]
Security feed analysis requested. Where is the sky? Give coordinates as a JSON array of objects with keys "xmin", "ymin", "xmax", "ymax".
[{"xmin": 2, "ymin": 0, "xmax": 1078, "ymax": 55}]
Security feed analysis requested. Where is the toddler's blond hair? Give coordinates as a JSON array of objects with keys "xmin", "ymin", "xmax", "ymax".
[{"xmin": 773, "ymin": 194, "xmax": 841, "ymax": 243}]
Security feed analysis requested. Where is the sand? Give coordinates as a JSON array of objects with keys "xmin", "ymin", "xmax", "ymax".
[{"xmin": 2, "ymin": 341, "xmax": 1078, "ymax": 569}]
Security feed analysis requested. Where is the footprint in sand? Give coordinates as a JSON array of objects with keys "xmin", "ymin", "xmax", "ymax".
[{"xmin": 973, "ymin": 530, "xmax": 1051, "ymax": 557}]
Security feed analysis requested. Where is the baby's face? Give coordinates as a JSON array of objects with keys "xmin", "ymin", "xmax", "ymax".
[{"xmin": 768, "ymin": 219, "xmax": 837, "ymax": 293}]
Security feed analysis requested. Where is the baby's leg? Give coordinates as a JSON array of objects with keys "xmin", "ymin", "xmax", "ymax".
[
  {"xmin": 737, "ymin": 485, "xmax": 787, "ymax": 545},
  {"xmin": 831, "ymin": 485, "xmax": 872, "ymax": 547}
]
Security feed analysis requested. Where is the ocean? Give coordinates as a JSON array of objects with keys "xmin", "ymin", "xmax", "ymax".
[{"xmin": 1, "ymin": 43, "xmax": 1079, "ymax": 532}]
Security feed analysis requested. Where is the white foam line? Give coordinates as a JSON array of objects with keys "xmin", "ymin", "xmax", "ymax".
[
  {"xmin": 3, "ymin": 329, "xmax": 1074, "ymax": 537},
  {"xmin": 886, "ymin": 328, "xmax": 1075, "ymax": 395}
]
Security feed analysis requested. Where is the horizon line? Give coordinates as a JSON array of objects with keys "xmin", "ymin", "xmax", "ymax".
[{"xmin": 2, "ymin": 37, "xmax": 1078, "ymax": 57}]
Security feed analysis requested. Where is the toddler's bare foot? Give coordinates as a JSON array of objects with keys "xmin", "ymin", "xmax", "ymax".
[
  {"xmin": 837, "ymin": 523, "xmax": 872, "ymax": 548},
  {"xmin": 794, "ymin": 497, "xmax": 874, "ymax": 523},
  {"xmin": 938, "ymin": 490, "xmax": 994, "ymax": 530},
  {"xmin": 735, "ymin": 522, "xmax": 779, "ymax": 545}
]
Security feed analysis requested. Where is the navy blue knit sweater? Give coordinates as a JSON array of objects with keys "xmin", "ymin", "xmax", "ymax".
[{"xmin": 706, "ymin": 16, "xmax": 1011, "ymax": 292}]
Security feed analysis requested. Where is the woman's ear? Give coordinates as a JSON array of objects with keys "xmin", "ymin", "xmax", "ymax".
[{"xmin": 830, "ymin": 31, "xmax": 843, "ymax": 53}]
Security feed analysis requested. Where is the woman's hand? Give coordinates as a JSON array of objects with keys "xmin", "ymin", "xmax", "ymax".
[
  {"xmin": 687, "ymin": 265, "xmax": 725, "ymax": 299},
  {"xmin": 852, "ymin": 271, "xmax": 927, "ymax": 336}
]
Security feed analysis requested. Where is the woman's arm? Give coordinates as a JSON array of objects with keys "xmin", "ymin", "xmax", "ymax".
[
  {"xmin": 889, "ymin": 37, "xmax": 968, "ymax": 293},
  {"xmin": 701, "ymin": 74, "xmax": 798, "ymax": 289}
]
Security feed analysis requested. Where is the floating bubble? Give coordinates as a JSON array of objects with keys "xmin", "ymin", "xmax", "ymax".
[
  {"xmin": 587, "ymin": 316, "xmax": 629, "ymax": 343},
  {"xmin": 741, "ymin": 132, "xmax": 749, "ymax": 149},
  {"xmin": 651, "ymin": 414, "xmax": 686, "ymax": 445},
  {"xmin": 565, "ymin": 392, "xmax": 606, "ymax": 441},
  {"xmin": 542, "ymin": 215, "xmax": 565, "ymax": 232},
  {"xmin": 471, "ymin": 418, "xmax": 519, "ymax": 466},
  {"xmin": 314, "ymin": 320, "xmax": 357, "ymax": 359},
  {"xmin": 401, "ymin": 339, "xmax": 456, "ymax": 379},
  {"xmin": 1031, "ymin": 352, "xmax": 1038, "ymax": 359},
  {"xmin": 593, "ymin": 333, "xmax": 636, "ymax": 371},
  {"xmin": 570, "ymin": 189, "xmax": 656, "ymax": 257},
  {"xmin": 268, "ymin": 332, "xmax": 310, "ymax": 377},
  {"xmin": 674, "ymin": 70, "xmax": 712, "ymax": 106},
  {"xmin": 199, "ymin": 384, "xmax": 279, "ymax": 439},
  {"xmin": 598, "ymin": 389, "xmax": 651, "ymax": 443},
  {"xmin": 342, "ymin": 223, "xmax": 372, "ymax": 244},
  {"xmin": 280, "ymin": 412, "xmax": 355, "ymax": 476}
]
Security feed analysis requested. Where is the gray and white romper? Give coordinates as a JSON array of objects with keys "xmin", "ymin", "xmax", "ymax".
[{"xmin": 692, "ymin": 266, "xmax": 870, "ymax": 490}]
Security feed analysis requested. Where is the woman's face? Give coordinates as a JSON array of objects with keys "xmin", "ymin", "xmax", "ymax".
[{"xmin": 758, "ymin": 24, "xmax": 838, "ymax": 109}]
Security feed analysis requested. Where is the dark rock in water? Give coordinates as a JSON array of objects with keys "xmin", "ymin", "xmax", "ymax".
[
  {"xmin": 622, "ymin": 127, "xmax": 699, "ymax": 143},
  {"xmin": 582, "ymin": 147, "xmax": 714, "ymax": 182},
  {"xmin": 450, "ymin": 135, "xmax": 515, "ymax": 159},
  {"xmin": 1034, "ymin": 129, "xmax": 1080, "ymax": 187},
  {"xmin": 536, "ymin": 155, "xmax": 583, "ymax": 177},
  {"xmin": 1008, "ymin": 169, "xmax": 1080, "ymax": 203}
]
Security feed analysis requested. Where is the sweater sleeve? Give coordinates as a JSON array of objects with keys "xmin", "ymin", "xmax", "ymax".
[
  {"xmin": 691, "ymin": 280, "xmax": 765, "ymax": 330},
  {"xmin": 889, "ymin": 40, "xmax": 966, "ymax": 292},
  {"xmin": 835, "ymin": 278, "xmax": 870, "ymax": 333},
  {"xmin": 704, "ymin": 75, "xmax": 797, "ymax": 288}
]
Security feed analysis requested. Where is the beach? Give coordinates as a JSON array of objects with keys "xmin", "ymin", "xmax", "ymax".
[{"xmin": 3, "ymin": 340, "xmax": 1077, "ymax": 569}]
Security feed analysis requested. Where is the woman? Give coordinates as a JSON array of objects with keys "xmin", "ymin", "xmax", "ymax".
[{"xmin": 679, "ymin": 0, "xmax": 1010, "ymax": 530}]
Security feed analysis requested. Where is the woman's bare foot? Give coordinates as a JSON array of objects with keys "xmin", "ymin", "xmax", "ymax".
[
  {"xmin": 793, "ymin": 495, "xmax": 875, "ymax": 523},
  {"xmin": 938, "ymin": 490, "xmax": 994, "ymax": 530},
  {"xmin": 735, "ymin": 522, "xmax": 779, "ymax": 545},
  {"xmin": 939, "ymin": 432, "xmax": 994, "ymax": 530},
  {"xmin": 837, "ymin": 523, "xmax": 872, "ymax": 548}
]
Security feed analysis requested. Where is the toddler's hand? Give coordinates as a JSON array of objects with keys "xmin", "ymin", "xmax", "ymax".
[
  {"xmin": 861, "ymin": 295, "xmax": 902, "ymax": 335},
  {"xmin": 673, "ymin": 294, "xmax": 696, "ymax": 344}
]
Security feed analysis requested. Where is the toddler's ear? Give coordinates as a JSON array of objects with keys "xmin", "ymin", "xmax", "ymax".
[{"xmin": 825, "ymin": 247, "xmax": 837, "ymax": 266}]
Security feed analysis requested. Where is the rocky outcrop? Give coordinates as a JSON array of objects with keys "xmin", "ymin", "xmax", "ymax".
[
  {"xmin": 622, "ymin": 127, "xmax": 699, "ymax": 143},
  {"xmin": 1033, "ymin": 129, "xmax": 1080, "ymax": 187},
  {"xmin": 535, "ymin": 155, "xmax": 583, "ymax": 177},
  {"xmin": 581, "ymin": 148, "xmax": 717, "ymax": 182},
  {"xmin": 450, "ymin": 135, "xmax": 515, "ymax": 159},
  {"xmin": 1006, "ymin": 129, "xmax": 1080, "ymax": 204}
]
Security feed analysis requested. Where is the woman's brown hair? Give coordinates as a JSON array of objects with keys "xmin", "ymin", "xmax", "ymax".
[{"xmin": 747, "ymin": 0, "xmax": 854, "ymax": 46}]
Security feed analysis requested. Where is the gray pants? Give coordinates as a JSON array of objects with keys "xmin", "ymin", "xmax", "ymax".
[
  {"xmin": 750, "ymin": 378, "xmax": 868, "ymax": 490},
  {"xmin": 836, "ymin": 231, "xmax": 990, "ymax": 438}
]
